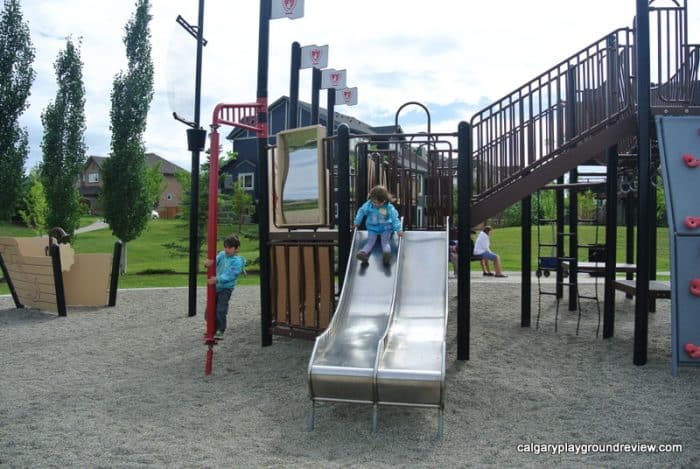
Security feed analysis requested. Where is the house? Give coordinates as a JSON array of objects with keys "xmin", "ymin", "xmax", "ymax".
[{"xmin": 79, "ymin": 153, "xmax": 188, "ymax": 219}]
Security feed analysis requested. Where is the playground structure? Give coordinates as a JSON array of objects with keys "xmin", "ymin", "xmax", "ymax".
[
  {"xmin": 202, "ymin": 0, "xmax": 698, "ymax": 398},
  {"xmin": 0, "ymin": 235, "xmax": 121, "ymax": 316}
]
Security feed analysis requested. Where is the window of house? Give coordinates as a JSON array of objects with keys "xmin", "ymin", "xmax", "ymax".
[
  {"xmin": 223, "ymin": 174, "xmax": 233, "ymax": 189},
  {"xmin": 88, "ymin": 172, "xmax": 99, "ymax": 183},
  {"xmin": 239, "ymin": 172, "xmax": 254, "ymax": 190}
]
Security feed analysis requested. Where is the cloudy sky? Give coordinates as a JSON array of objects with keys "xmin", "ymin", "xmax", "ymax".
[{"xmin": 17, "ymin": 0, "xmax": 700, "ymax": 173}]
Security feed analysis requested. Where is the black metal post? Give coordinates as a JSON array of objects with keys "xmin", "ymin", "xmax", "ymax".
[
  {"xmin": 311, "ymin": 67, "xmax": 321, "ymax": 124},
  {"xmin": 568, "ymin": 168, "xmax": 578, "ymax": 311},
  {"xmin": 357, "ymin": 143, "xmax": 368, "ymax": 208},
  {"xmin": 326, "ymin": 89, "xmax": 335, "ymax": 136},
  {"xmin": 521, "ymin": 195, "xmax": 532, "ymax": 327},
  {"xmin": 337, "ymin": 124, "xmax": 351, "ymax": 289},
  {"xmin": 0, "ymin": 253, "xmax": 22, "ymax": 308},
  {"xmin": 289, "ymin": 41, "xmax": 300, "ymax": 129},
  {"xmin": 556, "ymin": 178, "xmax": 565, "ymax": 298},
  {"xmin": 603, "ymin": 145, "xmax": 618, "ymax": 338},
  {"xmin": 634, "ymin": 0, "xmax": 651, "ymax": 366},
  {"xmin": 50, "ymin": 244, "xmax": 66, "ymax": 317},
  {"xmin": 109, "ymin": 240, "xmax": 123, "ymax": 307},
  {"xmin": 457, "ymin": 121, "xmax": 471, "ymax": 361},
  {"xmin": 649, "ymin": 169, "xmax": 657, "ymax": 313},
  {"xmin": 625, "ymin": 193, "xmax": 635, "ymax": 297},
  {"xmin": 257, "ymin": 0, "xmax": 272, "ymax": 347}
]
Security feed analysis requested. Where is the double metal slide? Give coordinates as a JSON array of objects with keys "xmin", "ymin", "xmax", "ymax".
[{"xmin": 307, "ymin": 227, "xmax": 449, "ymax": 434}]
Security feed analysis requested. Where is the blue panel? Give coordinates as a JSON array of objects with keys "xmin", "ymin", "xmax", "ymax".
[
  {"xmin": 656, "ymin": 116, "xmax": 700, "ymax": 235},
  {"xmin": 673, "ymin": 236, "xmax": 700, "ymax": 366}
]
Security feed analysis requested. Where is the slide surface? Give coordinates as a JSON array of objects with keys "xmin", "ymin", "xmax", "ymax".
[{"xmin": 308, "ymin": 229, "xmax": 448, "ymax": 408}]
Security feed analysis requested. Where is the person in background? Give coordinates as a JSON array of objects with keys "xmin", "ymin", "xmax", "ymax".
[
  {"xmin": 473, "ymin": 225, "xmax": 507, "ymax": 277},
  {"xmin": 353, "ymin": 185, "xmax": 403, "ymax": 266}
]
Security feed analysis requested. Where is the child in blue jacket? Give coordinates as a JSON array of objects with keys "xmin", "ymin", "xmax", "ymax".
[
  {"xmin": 353, "ymin": 185, "xmax": 403, "ymax": 266},
  {"xmin": 205, "ymin": 234, "xmax": 246, "ymax": 338}
]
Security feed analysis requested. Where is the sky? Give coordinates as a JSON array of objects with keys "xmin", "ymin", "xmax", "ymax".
[{"xmin": 16, "ymin": 0, "xmax": 700, "ymax": 174}]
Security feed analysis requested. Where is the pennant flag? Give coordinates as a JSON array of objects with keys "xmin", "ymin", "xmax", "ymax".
[
  {"xmin": 270, "ymin": 0, "xmax": 304, "ymax": 19},
  {"xmin": 321, "ymin": 69, "xmax": 347, "ymax": 89},
  {"xmin": 300, "ymin": 44, "xmax": 329, "ymax": 69},
  {"xmin": 335, "ymin": 87, "xmax": 358, "ymax": 106}
]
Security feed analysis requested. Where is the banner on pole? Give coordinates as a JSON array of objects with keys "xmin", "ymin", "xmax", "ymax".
[
  {"xmin": 270, "ymin": 0, "xmax": 304, "ymax": 20},
  {"xmin": 300, "ymin": 44, "xmax": 329, "ymax": 69},
  {"xmin": 335, "ymin": 87, "xmax": 358, "ymax": 106},
  {"xmin": 321, "ymin": 69, "xmax": 347, "ymax": 89}
]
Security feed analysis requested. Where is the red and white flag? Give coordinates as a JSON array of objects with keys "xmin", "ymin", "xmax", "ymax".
[
  {"xmin": 300, "ymin": 44, "xmax": 328, "ymax": 69},
  {"xmin": 335, "ymin": 87, "xmax": 358, "ymax": 106},
  {"xmin": 321, "ymin": 69, "xmax": 347, "ymax": 89},
  {"xmin": 270, "ymin": 0, "xmax": 304, "ymax": 20}
]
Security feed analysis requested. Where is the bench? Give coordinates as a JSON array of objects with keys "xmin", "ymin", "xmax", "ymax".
[{"xmin": 613, "ymin": 279, "xmax": 671, "ymax": 299}]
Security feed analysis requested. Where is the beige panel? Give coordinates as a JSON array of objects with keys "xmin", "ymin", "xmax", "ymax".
[
  {"xmin": 302, "ymin": 247, "xmax": 317, "ymax": 328},
  {"xmin": 14, "ymin": 237, "xmax": 49, "ymax": 257},
  {"xmin": 318, "ymin": 246, "xmax": 333, "ymax": 329},
  {"xmin": 57, "ymin": 244, "xmax": 75, "ymax": 272},
  {"xmin": 273, "ymin": 246, "xmax": 288, "ymax": 324},
  {"xmin": 288, "ymin": 246, "xmax": 302, "ymax": 327},
  {"xmin": 63, "ymin": 254, "xmax": 112, "ymax": 306}
]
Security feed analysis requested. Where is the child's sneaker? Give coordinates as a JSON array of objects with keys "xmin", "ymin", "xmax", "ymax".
[
  {"xmin": 382, "ymin": 252, "xmax": 391, "ymax": 266},
  {"xmin": 356, "ymin": 251, "xmax": 369, "ymax": 263},
  {"xmin": 215, "ymin": 330, "xmax": 224, "ymax": 339}
]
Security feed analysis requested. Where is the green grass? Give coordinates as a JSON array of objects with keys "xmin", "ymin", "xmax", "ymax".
[
  {"xmin": 1, "ymin": 219, "xmax": 672, "ymax": 295},
  {"xmin": 490, "ymin": 225, "xmax": 670, "ymax": 272}
]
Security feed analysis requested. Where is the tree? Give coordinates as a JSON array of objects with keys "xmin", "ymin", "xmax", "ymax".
[
  {"xmin": 101, "ymin": 0, "xmax": 154, "ymax": 272},
  {"xmin": 40, "ymin": 38, "xmax": 86, "ymax": 237},
  {"xmin": 230, "ymin": 181, "xmax": 255, "ymax": 232},
  {"xmin": 19, "ymin": 169, "xmax": 48, "ymax": 235},
  {"xmin": 144, "ymin": 161, "xmax": 165, "ymax": 210},
  {"xmin": 0, "ymin": 0, "xmax": 35, "ymax": 220}
]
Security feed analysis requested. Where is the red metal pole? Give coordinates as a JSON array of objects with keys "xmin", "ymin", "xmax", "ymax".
[{"xmin": 204, "ymin": 123, "xmax": 220, "ymax": 375}]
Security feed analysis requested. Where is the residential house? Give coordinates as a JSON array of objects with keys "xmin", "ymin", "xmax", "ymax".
[{"xmin": 79, "ymin": 153, "xmax": 188, "ymax": 218}]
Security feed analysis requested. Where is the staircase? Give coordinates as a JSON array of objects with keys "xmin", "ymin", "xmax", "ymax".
[{"xmin": 470, "ymin": 2, "xmax": 699, "ymax": 223}]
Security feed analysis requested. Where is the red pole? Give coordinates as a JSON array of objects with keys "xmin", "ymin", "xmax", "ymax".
[{"xmin": 204, "ymin": 123, "xmax": 220, "ymax": 375}]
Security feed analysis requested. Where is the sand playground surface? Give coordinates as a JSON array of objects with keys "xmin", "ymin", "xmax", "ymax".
[{"xmin": 1, "ymin": 277, "xmax": 698, "ymax": 467}]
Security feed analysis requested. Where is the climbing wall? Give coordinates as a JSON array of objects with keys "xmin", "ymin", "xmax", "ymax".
[{"xmin": 656, "ymin": 116, "xmax": 700, "ymax": 375}]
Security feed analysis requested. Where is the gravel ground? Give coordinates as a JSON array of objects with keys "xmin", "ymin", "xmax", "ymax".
[{"xmin": 0, "ymin": 275, "xmax": 698, "ymax": 468}]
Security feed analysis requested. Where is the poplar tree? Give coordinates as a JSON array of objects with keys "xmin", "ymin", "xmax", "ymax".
[
  {"xmin": 41, "ymin": 38, "xmax": 86, "ymax": 236},
  {"xmin": 101, "ymin": 0, "xmax": 154, "ymax": 271},
  {"xmin": 0, "ymin": 0, "xmax": 35, "ymax": 220}
]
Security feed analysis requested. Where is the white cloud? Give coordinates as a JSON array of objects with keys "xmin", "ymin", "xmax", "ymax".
[{"xmin": 16, "ymin": 0, "xmax": 700, "ymax": 173}]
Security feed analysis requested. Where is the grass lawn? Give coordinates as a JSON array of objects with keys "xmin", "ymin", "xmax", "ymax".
[{"xmin": 1, "ymin": 219, "xmax": 672, "ymax": 295}]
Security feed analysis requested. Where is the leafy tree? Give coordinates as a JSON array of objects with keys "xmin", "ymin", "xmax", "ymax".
[
  {"xmin": 0, "ymin": 0, "xmax": 35, "ymax": 220},
  {"xmin": 144, "ymin": 161, "xmax": 165, "ymax": 209},
  {"xmin": 230, "ymin": 180, "xmax": 255, "ymax": 232},
  {"xmin": 101, "ymin": 0, "xmax": 154, "ymax": 272},
  {"xmin": 19, "ymin": 169, "xmax": 47, "ymax": 234},
  {"xmin": 40, "ymin": 38, "xmax": 86, "ymax": 237}
]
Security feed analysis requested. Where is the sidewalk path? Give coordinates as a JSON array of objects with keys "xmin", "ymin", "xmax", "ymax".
[{"xmin": 75, "ymin": 220, "xmax": 109, "ymax": 234}]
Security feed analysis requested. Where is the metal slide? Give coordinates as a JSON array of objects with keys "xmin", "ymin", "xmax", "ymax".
[{"xmin": 307, "ymin": 227, "xmax": 449, "ymax": 434}]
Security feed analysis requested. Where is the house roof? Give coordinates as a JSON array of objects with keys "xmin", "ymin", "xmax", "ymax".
[
  {"xmin": 226, "ymin": 96, "xmax": 378, "ymax": 140},
  {"xmin": 84, "ymin": 153, "xmax": 188, "ymax": 175}
]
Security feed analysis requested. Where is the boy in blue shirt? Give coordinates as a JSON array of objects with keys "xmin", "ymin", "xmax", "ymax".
[
  {"xmin": 353, "ymin": 185, "xmax": 403, "ymax": 266},
  {"xmin": 205, "ymin": 235, "xmax": 246, "ymax": 339}
]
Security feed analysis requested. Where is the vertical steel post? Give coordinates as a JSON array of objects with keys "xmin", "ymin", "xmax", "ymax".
[
  {"xmin": 521, "ymin": 196, "xmax": 531, "ymax": 327},
  {"xmin": 289, "ymin": 41, "xmax": 300, "ymax": 129},
  {"xmin": 257, "ymin": 0, "xmax": 272, "ymax": 347},
  {"xmin": 634, "ymin": 0, "xmax": 651, "ymax": 366},
  {"xmin": 311, "ymin": 67, "xmax": 321, "ymax": 124},
  {"xmin": 326, "ymin": 89, "xmax": 335, "ymax": 137},
  {"xmin": 187, "ymin": 0, "xmax": 206, "ymax": 318},
  {"xmin": 206, "ymin": 128, "xmax": 220, "ymax": 344},
  {"xmin": 336, "ymin": 124, "xmax": 351, "ymax": 289},
  {"xmin": 457, "ymin": 121, "xmax": 471, "ymax": 361},
  {"xmin": 603, "ymin": 145, "xmax": 618, "ymax": 338}
]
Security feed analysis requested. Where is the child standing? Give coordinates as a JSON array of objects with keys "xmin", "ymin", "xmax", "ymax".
[
  {"xmin": 205, "ymin": 235, "xmax": 246, "ymax": 338},
  {"xmin": 353, "ymin": 185, "xmax": 403, "ymax": 266}
]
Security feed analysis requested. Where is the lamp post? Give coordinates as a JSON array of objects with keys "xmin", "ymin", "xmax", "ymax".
[{"xmin": 173, "ymin": 1, "xmax": 207, "ymax": 318}]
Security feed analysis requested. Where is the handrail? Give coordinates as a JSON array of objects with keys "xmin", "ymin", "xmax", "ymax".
[{"xmin": 470, "ymin": 28, "xmax": 635, "ymax": 197}]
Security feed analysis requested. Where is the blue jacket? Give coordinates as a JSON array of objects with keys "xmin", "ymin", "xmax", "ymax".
[
  {"xmin": 354, "ymin": 200, "xmax": 402, "ymax": 235},
  {"xmin": 215, "ymin": 251, "xmax": 245, "ymax": 291}
]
